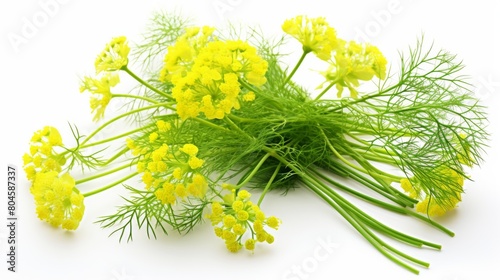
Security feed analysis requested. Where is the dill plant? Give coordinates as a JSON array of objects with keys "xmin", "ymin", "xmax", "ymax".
[{"xmin": 22, "ymin": 12, "xmax": 488, "ymax": 274}]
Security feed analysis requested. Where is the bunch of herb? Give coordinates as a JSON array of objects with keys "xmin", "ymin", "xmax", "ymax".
[{"xmin": 22, "ymin": 13, "xmax": 487, "ymax": 274}]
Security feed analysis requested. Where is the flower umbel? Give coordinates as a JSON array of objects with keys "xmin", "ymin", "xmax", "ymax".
[
  {"xmin": 321, "ymin": 40, "xmax": 388, "ymax": 98},
  {"xmin": 31, "ymin": 171, "xmax": 85, "ymax": 230},
  {"xmin": 207, "ymin": 190, "xmax": 280, "ymax": 252},
  {"xmin": 282, "ymin": 15, "xmax": 338, "ymax": 60},
  {"xmin": 22, "ymin": 126, "xmax": 66, "ymax": 182},
  {"xmin": 170, "ymin": 37, "xmax": 268, "ymax": 119},
  {"xmin": 80, "ymin": 72, "xmax": 120, "ymax": 121},
  {"xmin": 95, "ymin": 36, "xmax": 130, "ymax": 73}
]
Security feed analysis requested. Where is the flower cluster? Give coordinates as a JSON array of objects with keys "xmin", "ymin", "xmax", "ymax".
[
  {"xmin": 31, "ymin": 171, "xmax": 85, "ymax": 230},
  {"xmin": 322, "ymin": 40, "xmax": 387, "ymax": 98},
  {"xmin": 128, "ymin": 121, "xmax": 208, "ymax": 204},
  {"xmin": 282, "ymin": 15, "xmax": 338, "ymax": 60},
  {"xmin": 80, "ymin": 72, "xmax": 120, "ymax": 121},
  {"xmin": 207, "ymin": 190, "xmax": 280, "ymax": 252},
  {"xmin": 95, "ymin": 36, "xmax": 130, "ymax": 73},
  {"xmin": 22, "ymin": 126, "xmax": 66, "ymax": 181},
  {"xmin": 160, "ymin": 27, "xmax": 268, "ymax": 119},
  {"xmin": 159, "ymin": 26, "xmax": 215, "ymax": 83},
  {"xmin": 283, "ymin": 15, "xmax": 387, "ymax": 98},
  {"xmin": 23, "ymin": 126, "xmax": 85, "ymax": 230},
  {"xmin": 79, "ymin": 37, "xmax": 130, "ymax": 121}
]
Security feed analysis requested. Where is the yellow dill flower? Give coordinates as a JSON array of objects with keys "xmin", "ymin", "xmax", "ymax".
[
  {"xmin": 170, "ymin": 39, "xmax": 267, "ymax": 120},
  {"xmin": 80, "ymin": 72, "xmax": 120, "ymax": 121},
  {"xmin": 95, "ymin": 36, "xmax": 130, "ymax": 73},
  {"xmin": 207, "ymin": 189, "xmax": 280, "ymax": 252},
  {"xmin": 142, "ymin": 171, "xmax": 155, "ymax": 189},
  {"xmin": 187, "ymin": 173, "xmax": 207, "ymax": 197},
  {"xmin": 242, "ymin": 91, "xmax": 255, "ymax": 102},
  {"xmin": 244, "ymin": 238, "xmax": 256, "ymax": 251},
  {"xmin": 156, "ymin": 120, "xmax": 171, "ymax": 132},
  {"xmin": 31, "ymin": 171, "xmax": 85, "ymax": 230},
  {"xmin": 282, "ymin": 15, "xmax": 338, "ymax": 60},
  {"xmin": 23, "ymin": 126, "xmax": 66, "ymax": 182},
  {"xmin": 188, "ymin": 156, "xmax": 204, "ymax": 169},
  {"xmin": 321, "ymin": 40, "xmax": 387, "ymax": 98},
  {"xmin": 180, "ymin": 143, "xmax": 199, "ymax": 157},
  {"xmin": 175, "ymin": 183, "xmax": 188, "ymax": 199},
  {"xmin": 154, "ymin": 182, "xmax": 176, "ymax": 205},
  {"xmin": 173, "ymin": 167, "xmax": 184, "ymax": 179},
  {"xmin": 266, "ymin": 216, "xmax": 280, "ymax": 230},
  {"xmin": 149, "ymin": 132, "xmax": 159, "ymax": 143},
  {"xmin": 159, "ymin": 26, "xmax": 215, "ymax": 83},
  {"xmin": 400, "ymin": 178, "xmax": 418, "ymax": 199},
  {"xmin": 237, "ymin": 189, "xmax": 251, "ymax": 200},
  {"xmin": 134, "ymin": 138, "xmax": 208, "ymax": 201}
]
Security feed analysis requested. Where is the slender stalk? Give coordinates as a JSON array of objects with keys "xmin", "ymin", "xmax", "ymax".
[
  {"xmin": 76, "ymin": 162, "xmax": 132, "ymax": 185},
  {"xmin": 283, "ymin": 51, "xmax": 308, "ymax": 85},
  {"xmin": 236, "ymin": 153, "xmax": 271, "ymax": 188},
  {"xmin": 325, "ymin": 161, "xmax": 417, "ymax": 205},
  {"xmin": 300, "ymin": 175, "xmax": 421, "ymax": 274},
  {"xmin": 192, "ymin": 117, "xmax": 229, "ymax": 132},
  {"xmin": 306, "ymin": 169, "xmax": 440, "ymax": 249},
  {"xmin": 261, "ymin": 145, "xmax": 432, "ymax": 274},
  {"xmin": 80, "ymin": 102, "xmax": 172, "ymax": 147},
  {"xmin": 239, "ymin": 79, "xmax": 263, "ymax": 95},
  {"xmin": 83, "ymin": 171, "xmax": 138, "ymax": 197},
  {"xmin": 123, "ymin": 66, "xmax": 172, "ymax": 100},
  {"xmin": 112, "ymin": 93, "xmax": 159, "ymax": 104},
  {"xmin": 257, "ymin": 162, "xmax": 282, "ymax": 206},
  {"xmin": 102, "ymin": 147, "xmax": 130, "ymax": 166},
  {"xmin": 79, "ymin": 124, "xmax": 155, "ymax": 150},
  {"xmin": 225, "ymin": 116, "xmax": 254, "ymax": 140},
  {"xmin": 314, "ymin": 80, "xmax": 337, "ymax": 101}
]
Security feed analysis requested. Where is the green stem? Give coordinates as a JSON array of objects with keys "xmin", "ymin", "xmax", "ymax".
[
  {"xmin": 358, "ymin": 221, "xmax": 430, "ymax": 267},
  {"xmin": 102, "ymin": 147, "xmax": 130, "ymax": 166},
  {"xmin": 112, "ymin": 93, "xmax": 159, "ymax": 104},
  {"xmin": 123, "ymin": 66, "xmax": 172, "ymax": 100},
  {"xmin": 192, "ymin": 117, "xmax": 229, "ymax": 132},
  {"xmin": 319, "ymin": 127, "xmax": 367, "ymax": 174},
  {"xmin": 311, "ymin": 167, "xmax": 455, "ymax": 237},
  {"xmin": 321, "ymin": 128, "xmax": 400, "ymax": 183},
  {"xmin": 307, "ymin": 173, "xmax": 433, "ymax": 272},
  {"xmin": 79, "ymin": 124, "xmax": 154, "ymax": 150},
  {"xmin": 75, "ymin": 162, "xmax": 132, "ymax": 185},
  {"xmin": 239, "ymin": 79, "xmax": 262, "ymax": 95},
  {"xmin": 314, "ymin": 80, "xmax": 337, "ymax": 101},
  {"xmin": 80, "ymin": 102, "xmax": 172, "ymax": 147},
  {"xmin": 307, "ymin": 169, "xmax": 439, "ymax": 249},
  {"xmin": 326, "ymin": 161, "xmax": 415, "ymax": 206},
  {"xmin": 225, "ymin": 116, "xmax": 254, "ymax": 140},
  {"xmin": 283, "ymin": 50, "xmax": 309, "ymax": 86},
  {"xmin": 237, "ymin": 153, "xmax": 271, "ymax": 189},
  {"xmin": 300, "ymin": 174, "xmax": 421, "ymax": 274},
  {"xmin": 351, "ymin": 148, "xmax": 400, "ymax": 165},
  {"xmin": 261, "ymin": 146, "xmax": 432, "ymax": 274},
  {"xmin": 257, "ymin": 162, "xmax": 282, "ymax": 206},
  {"xmin": 82, "ymin": 171, "xmax": 138, "ymax": 197}
]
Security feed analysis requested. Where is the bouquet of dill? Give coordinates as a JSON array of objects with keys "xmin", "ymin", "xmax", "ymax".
[{"xmin": 22, "ymin": 13, "xmax": 487, "ymax": 274}]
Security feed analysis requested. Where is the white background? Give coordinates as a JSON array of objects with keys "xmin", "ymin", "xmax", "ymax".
[{"xmin": 1, "ymin": 0, "xmax": 499, "ymax": 279}]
